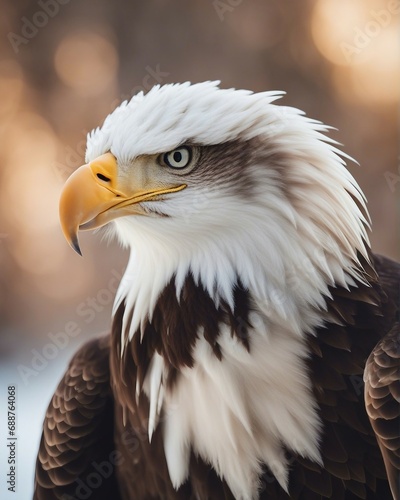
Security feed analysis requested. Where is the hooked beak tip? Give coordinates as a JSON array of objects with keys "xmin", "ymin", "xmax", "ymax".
[{"xmin": 70, "ymin": 236, "xmax": 82, "ymax": 256}]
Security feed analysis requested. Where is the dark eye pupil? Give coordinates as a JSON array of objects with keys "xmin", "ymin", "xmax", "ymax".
[{"xmin": 173, "ymin": 151, "xmax": 182, "ymax": 163}]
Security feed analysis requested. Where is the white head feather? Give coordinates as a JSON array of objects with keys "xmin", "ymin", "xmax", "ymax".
[{"xmin": 86, "ymin": 81, "xmax": 369, "ymax": 340}]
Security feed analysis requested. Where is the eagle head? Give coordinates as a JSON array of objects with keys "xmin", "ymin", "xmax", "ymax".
[{"xmin": 60, "ymin": 81, "xmax": 369, "ymax": 341}]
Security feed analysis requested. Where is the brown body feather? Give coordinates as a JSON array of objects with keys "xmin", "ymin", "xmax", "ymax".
[
  {"xmin": 364, "ymin": 256, "xmax": 400, "ymax": 500},
  {"xmin": 34, "ymin": 335, "xmax": 120, "ymax": 500},
  {"xmin": 34, "ymin": 254, "xmax": 399, "ymax": 499}
]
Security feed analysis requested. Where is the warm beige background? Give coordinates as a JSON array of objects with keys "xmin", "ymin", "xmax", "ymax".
[
  {"xmin": 0, "ymin": 1, "xmax": 398, "ymax": 497},
  {"xmin": 1, "ymin": 0, "xmax": 399, "ymax": 348}
]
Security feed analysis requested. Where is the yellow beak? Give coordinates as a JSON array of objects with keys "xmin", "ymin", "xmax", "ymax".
[{"xmin": 59, "ymin": 153, "xmax": 186, "ymax": 255}]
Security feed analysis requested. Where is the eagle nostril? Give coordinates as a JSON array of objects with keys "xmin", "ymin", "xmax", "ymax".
[{"xmin": 97, "ymin": 173, "xmax": 110, "ymax": 182}]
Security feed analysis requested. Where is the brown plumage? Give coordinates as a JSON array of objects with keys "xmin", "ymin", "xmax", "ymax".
[
  {"xmin": 34, "ymin": 254, "xmax": 399, "ymax": 499},
  {"xmin": 364, "ymin": 256, "xmax": 400, "ymax": 500}
]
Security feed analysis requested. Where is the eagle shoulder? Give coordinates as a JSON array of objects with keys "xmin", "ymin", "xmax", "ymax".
[
  {"xmin": 34, "ymin": 334, "xmax": 120, "ymax": 500},
  {"xmin": 364, "ymin": 284, "xmax": 400, "ymax": 500},
  {"xmin": 366, "ymin": 254, "xmax": 400, "ymax": 500}
]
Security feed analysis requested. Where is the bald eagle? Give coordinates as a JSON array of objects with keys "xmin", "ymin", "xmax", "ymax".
[{"xmin": 34, "ymin": 82, "xmax": 399, "ymax": 500}]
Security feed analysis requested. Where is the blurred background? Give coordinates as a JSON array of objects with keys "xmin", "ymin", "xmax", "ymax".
[{"xmin": 0, "ymin": 0, "xmax": 398, "ymax": 497}]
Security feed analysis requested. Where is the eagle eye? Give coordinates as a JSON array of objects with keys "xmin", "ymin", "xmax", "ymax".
[{"xmin": 162, "ymin": 147, "xmax": 192, "ymax": 169}]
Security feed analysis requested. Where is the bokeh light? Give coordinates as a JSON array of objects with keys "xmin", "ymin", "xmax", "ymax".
[
  {"xmin": 311, "ymin": 0, "xmax": 368, "ymax": 66},
  {"xmin": 54, "ymin": 33, "xmax": 119, "ymax": 96},
  {"xmin": 2, "ymin": 114, "xmax": 59, "ymax": 232},
  {"xmin": 311, "ymin": 0, "xmax": 400, "ymax": 104}
]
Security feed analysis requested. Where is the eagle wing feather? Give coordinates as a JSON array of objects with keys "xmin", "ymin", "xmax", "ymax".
[{"xmin": 33, "ymin": 335, "xmax": 120, "ymax": 500}]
